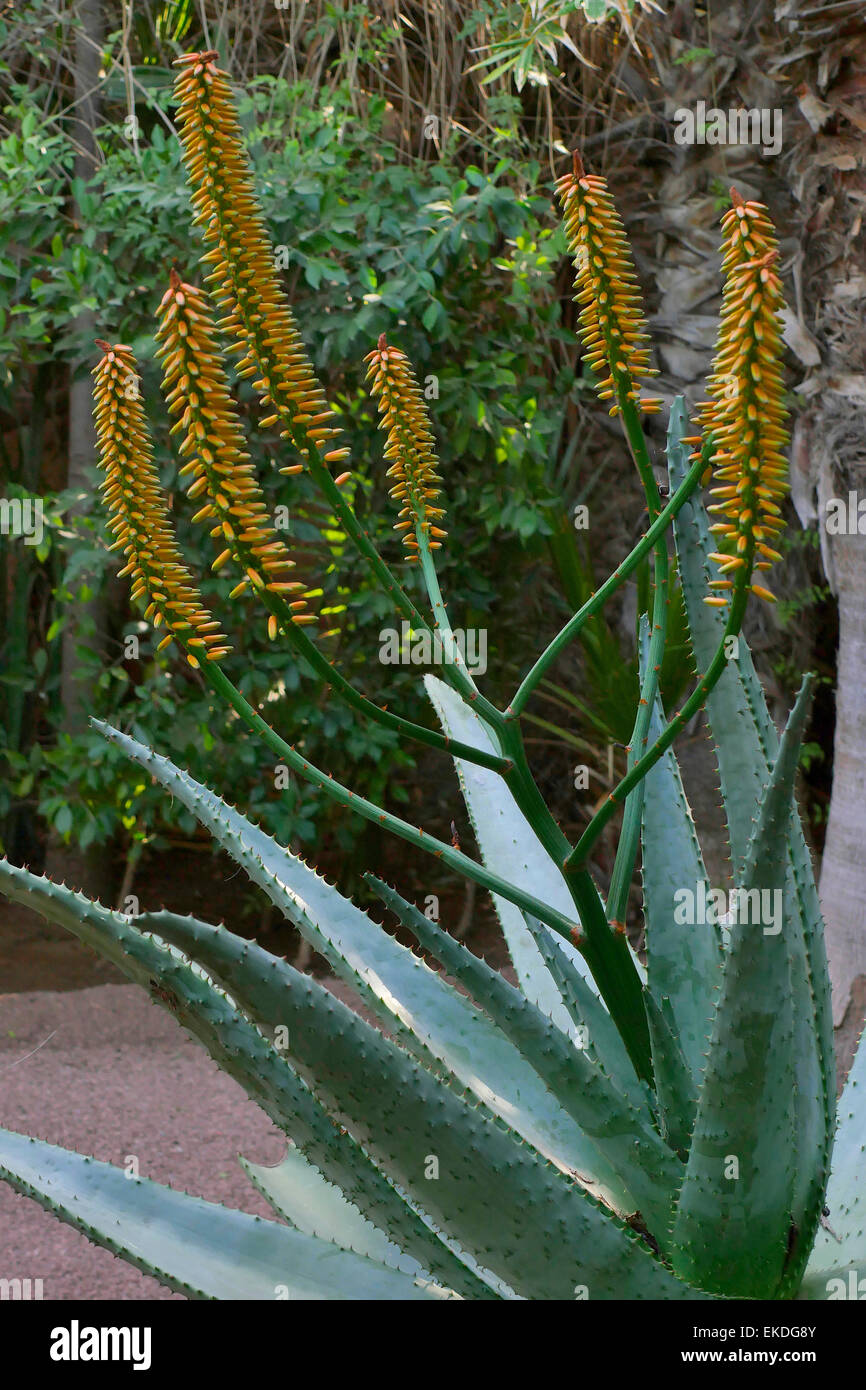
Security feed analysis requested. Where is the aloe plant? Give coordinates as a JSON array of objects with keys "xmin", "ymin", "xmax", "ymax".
[{"xmin": 0, "ymin": 51, "xmax": 858, "ymax": 1302}]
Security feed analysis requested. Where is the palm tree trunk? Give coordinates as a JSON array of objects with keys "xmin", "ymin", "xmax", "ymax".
[{"xmin": 820, "ymin": 528, "xmax": 866, "ymax": 1027}]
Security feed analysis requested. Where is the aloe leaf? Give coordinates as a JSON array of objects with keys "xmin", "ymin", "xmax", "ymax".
[
  {"xmin": 0, "ymin": 1129, "xmax": 449, "ymax": 1300},
  {"xmin": 240, "ymin": 1147, "xmax": 422, "ymax": 1274},
  {"xmin": 523, "ymin": 914, "xmax": 649, "ymax": 1111},
  {"xmin": 135, "ymin": 908, "xmax": 699, "ymax": 1299},
  {"xmin": 366, "ymin": 875, "xmax": 682, "ymax": 1239},
  {"xmin": 423, "ymin": 675, "xmax": 648, "ymax": 1078},
  {"xmin": 141, "ymin": 904, "xmax": 644, "ymax": 1230},
  {"xmin": 425, "ymin": 674, "xmax": 646, "ymax": 1024},
  {"xmin": 643, "ymin": 992, "xmax": 697, "ymax": 1160},
  {"xmin": 798, "ymin": 1023, "xmax": 866, "ymax": 1299},
  {"xmin": 94, "ymin": 721, "xmax": 631, "ymax": 1209},
  {"xmin": 0, "ymin": 858, "xmax": 488, "ymax": 1299},
  {"xmin": 639, "ymin": 630, "xmax": 721, "ymax": 1086},
  {"xmin": 240, "ymin": 1147, "xmax": 518, "ymax": 1298},
  {"xmin": 670, "ymin": 401, "xmax": 834, "ymax": 1282},
  {"xmin": 670, "ymin": 677, "xmax": 814, "ymax": 1298}
]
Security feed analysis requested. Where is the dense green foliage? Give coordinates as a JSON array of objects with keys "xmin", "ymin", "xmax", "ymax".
[{"xmin": 0, "ymin": 66, "xmax": 597, "ymax": 870}]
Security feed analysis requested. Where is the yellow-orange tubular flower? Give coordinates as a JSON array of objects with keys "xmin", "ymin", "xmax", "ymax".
[
  {"xmin": 363, "ymin": 335, "xmax": 446, "ymax": 562},
  {"xmin": 92, "ymin": 342, "xmax": 230, "ymax": 665},
  {"xmin": 695, "ymin": 190, "xmax": 789, "ymax": 608},
  {"xmin": 171, "ymin": 52, "xmax": 341, "ymax": 475},
  {"xmin": 555, "ymin": 152, "xmax": 662, "ymax": 419},
  {"xmin": 155, "ymin": 270, "xmax": 315, "ymax": 628}
]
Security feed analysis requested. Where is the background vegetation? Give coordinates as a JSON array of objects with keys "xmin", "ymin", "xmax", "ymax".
[{"xmin": 0, "ymin": 2, "xmax": 662, "ymax": 905}]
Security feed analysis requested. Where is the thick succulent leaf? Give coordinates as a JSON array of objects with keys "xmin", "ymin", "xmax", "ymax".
[
  {"xmin": 93, "ymin": 721, "xmax": 629, "ymax": 1209},
  {"xmin": 0, "ymin": 1129, "xmax": 447, "ymax": 1300},
  {"xmin": 799, "ymin": 1024, "xmax": 866, "ymax": 1299},
  {"xmin": 240, "ymin": 1147, "xmax": 518, "ymax": 1299},
  {"xmin": 669, "ymin": 401, "xmax": 834, "ymax": 1285},
  {"xmin": 366, "ymin": 876, "xmax": 682, "ymax": 1240},
  {"xmin": 670, "ymin": 678, "xmax": 813, "ymax": 1298},
  {"xmin": 643, "ymin": 993, "xmax": 697, "ymax": 1160},
  {"xmin": 0, "ymin": 858, "xmax": 487, "ymax": 1299},
  {"xmin": 242, "ymin": 1146, "xmax": 521, "ymax": 1299},
  {"xmin": 240, "ymin": 1147, "xmax": 422, "ymax": 1273},
  {"xmin": 524, "ymin": 915, "xmax": 649, "ymax": 1112},
  {"xmin": 137, "ymin": 907, "xmax": 701, "ymax": 1299},
  {"xmin": 424, "ymin": 673, "xmax": 602, "ymax": 1025},
  {"xmin": 639, "ymin": 621, "xmax": 721, "ymax": 1087}
]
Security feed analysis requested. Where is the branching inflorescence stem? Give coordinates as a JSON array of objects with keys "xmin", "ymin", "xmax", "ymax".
[{"xmin": 93, "ymin": 62, "xmax": 791, "ymax": 1101}]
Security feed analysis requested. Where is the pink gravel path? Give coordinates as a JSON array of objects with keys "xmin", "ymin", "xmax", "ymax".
[{"xmin": 0, "ymin": 983, "xmax": 292, "ymax": 1300}]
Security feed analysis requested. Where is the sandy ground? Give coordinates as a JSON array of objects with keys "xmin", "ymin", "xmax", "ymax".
[{"xmin": 0, "ymin": 983, "xmax": 295, "ymax": 1300}]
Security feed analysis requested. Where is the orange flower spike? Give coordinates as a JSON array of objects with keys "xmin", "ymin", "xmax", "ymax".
[
  {"xmin": 555, "ymin": 151, "xmax": 662, "ymax": 418},
  {"xmin": 171, "ymin": 53, "xmax": 340, "ymax": 473},
  {"xmin": 696, "ymin": 190, "xmax": 789, "ymax": 607},
  {"xmin": 92, "ymin": 341, "xmax": 230, "ymax": 664},
  {"xmin": 363, "ymin": 334, "xmax": 445, "ymax": 562},
  {"xmin": 154, "ymin": 269, "xmax": 316, "ymax": 629}
]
